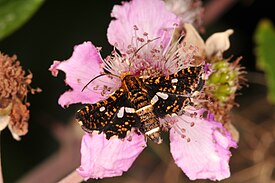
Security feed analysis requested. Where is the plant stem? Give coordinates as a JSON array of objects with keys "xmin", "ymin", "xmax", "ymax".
[
  {"xmin": 58, "ymin": 170, "xmax": 83, "ymax": 183},
  {"xmin": 0, "ymin": 133, "xmax": 3, "ymax": 183}
]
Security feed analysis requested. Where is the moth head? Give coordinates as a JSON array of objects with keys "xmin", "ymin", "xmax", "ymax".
[{"xmin": 120, "ymin": 72, "xmax": 132, "ymax": 80}]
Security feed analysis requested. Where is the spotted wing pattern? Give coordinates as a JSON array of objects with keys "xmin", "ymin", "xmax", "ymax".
[
  {"xmin": 144, "ymin": 66, "xmax": 205, "ymax": 96},
  {"xmin": 75, "ymin": 88, "xmax": 140, "ymax": 139},
  {"xmin": 150, "ymin": 92, "xmax": 191, "ymax": 118},
  {"xmin": 144, "ymin": 66, "xmax": 205, "ymax": 117}
]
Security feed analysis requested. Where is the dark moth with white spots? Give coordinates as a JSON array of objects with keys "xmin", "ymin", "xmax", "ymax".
[{"xmin": 76, "ymin": 66, "xmax": 205, "ymax": 144}]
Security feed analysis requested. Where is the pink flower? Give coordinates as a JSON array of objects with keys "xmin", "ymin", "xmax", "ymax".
[
  {"xmin": 49, "ymin": 42, "xmax": 120, "ymax": 107},
  {"xmin": 77, "ymin": 132, "xmax": 146, "ymax": 180},
  {"xmin": 50, "ymin": 0, "xmax": 237, "ymax": 181},
  {"xmin": 168, "ymin": 109, "xmax": 237, "ymax": 181}
]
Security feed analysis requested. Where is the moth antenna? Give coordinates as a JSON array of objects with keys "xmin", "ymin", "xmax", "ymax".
[{"xmin": 81, "ymin": 73, "xmax": 120, "ymax": 92}]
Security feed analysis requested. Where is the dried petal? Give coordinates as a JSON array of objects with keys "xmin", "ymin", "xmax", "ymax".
[
  {"xmin": 0, "ymin": 53, "xmax": 30, "ymax": 100},
  {"xmin": 0, "ymin": 53, "xmax": 39, "ymax": 139},
  {"xmin": 225, "ymin": 123, "xmax": 239, "ymax": 143},
  {"xmin": 0, "ymin": 115, "xmax": 10, "ymax": 131},
  {"xmin": 0, "ymin": 103, "xmax": 12, "ymax": 131},
  {"xmin": 9, "ymin": 98, "xmax": 29, "ymax": 140},
  {"xmin": 205, "ymin": 29, "xmax": 234, "ymax": 58},
  {"xmin": 182, "ymin": 23, "xmax": 205, "ymax": 57}
]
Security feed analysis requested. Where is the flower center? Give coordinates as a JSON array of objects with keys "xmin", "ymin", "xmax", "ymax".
[{"xmin": 103, "ymin": 25, "xmax": 200, "ymax": 80}]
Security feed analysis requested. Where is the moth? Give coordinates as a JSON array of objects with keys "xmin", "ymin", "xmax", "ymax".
[{"xmin": 76, "ymin": 66, "xmax": 205, "ymax": 144}]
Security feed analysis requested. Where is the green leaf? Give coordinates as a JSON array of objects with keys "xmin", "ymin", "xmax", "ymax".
[
  {"xmin": 0, "ymin": 0, "xmax": 44, "ymax": 40},
  {"xmin": 255, "ymin": 19, "xmax": 275, "ymax": 104}
]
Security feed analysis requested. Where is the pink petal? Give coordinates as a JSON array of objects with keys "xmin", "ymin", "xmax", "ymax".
[
  {"xmin": 49, "ymin": 42, "xmax": 120, "ymax": 107},
  {"xmin": 107, "ymin": 0, "xmax": 180, "ymax": 53},
  {"xmin": 49, "ymin": 61, "xmax": 60, "ymax": 77},
  {"xmin": 169, "ymin": 109, "xmax": 237, "ymax": 181},
  {"xmin": 77, "ymin": 132, "xmax": 146, "ymax": 180}
]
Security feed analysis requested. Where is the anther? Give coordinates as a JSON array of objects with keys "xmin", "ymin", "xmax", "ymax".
[{"xmin": 133, "ymin": 25, "xmax": 138, "ymax": 30}]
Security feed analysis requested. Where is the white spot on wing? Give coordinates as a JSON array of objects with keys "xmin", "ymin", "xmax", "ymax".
[
  {"xmin": 136, "ymin": 105, "xmax": 151, "ymax": 113},
  {"xmin": 145, "ymin": 127, "xmax": 160, "ymax": 135},
  {"xmin": 125, "ymin": 107, "xmax": 135, "ymax": 113},
  {"xmin": 117, "ymin": 107, "xmax": 125, "ymax": 118},
  {"xmin": 171, "ymin": 113, "xmax": 177, "ymax": 117},
  {"xmin": 77, "ymin": 120, "xmax": 83, "ymax": 126},
  {"xmin": 99, "ymin": 106, "xmax": 105, "ymax": 112},
  {"xmin": 156, "ymin": 92, "xmax": 169, "ymax": 100},
  {"xmin": 171, "ymin": 78, "xmax": 178, "ymax": 83},
  {"xmin": 151, "ymin": 95, "xmax": 159, "ymax": 105}
]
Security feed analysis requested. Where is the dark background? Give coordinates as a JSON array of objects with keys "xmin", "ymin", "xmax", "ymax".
[{"xmin": 0, "ymin": 0, "xmax": 274, "ymax": 182}]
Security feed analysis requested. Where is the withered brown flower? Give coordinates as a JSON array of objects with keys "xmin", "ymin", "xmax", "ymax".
[{"xmin": 0, "ymin": 53, "xmax": 41, "ymax": 140}]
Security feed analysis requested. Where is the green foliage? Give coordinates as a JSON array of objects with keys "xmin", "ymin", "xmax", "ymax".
[
  {"xmin": 255, "ymin": 19, "xmax": 275, "ymax": 104},
  {"xmin": 0, "ymin": 0, "xmax": 44, "ymax": 40}
]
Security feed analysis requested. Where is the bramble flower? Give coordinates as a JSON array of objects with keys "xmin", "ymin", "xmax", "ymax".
[
  {"xmin": 0, "ymin": 53, "xmax": 41, "ymax": 140},
  {"xmin": 182, "ymin": 23, "xmax": 245, "ymax": 140},
  {"xmin": 50, "ymin": 0, "xmax": 237, "ymax": 181}
]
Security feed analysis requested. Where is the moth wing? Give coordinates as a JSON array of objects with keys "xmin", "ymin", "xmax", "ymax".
[
  {"xmin": 149, "ymin": 91, "xmax": 191, "ymax": 118},
  {"xmin": 144, "ymin": 66, "xmax": 205, "ymax": 96},
  {"xmin": 143, "ymin": 66, "xmax": 205, "ymax": 117},
  {"xmin": 76, "ymin": 88, "xmax": 140, "ymax": 139}
]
